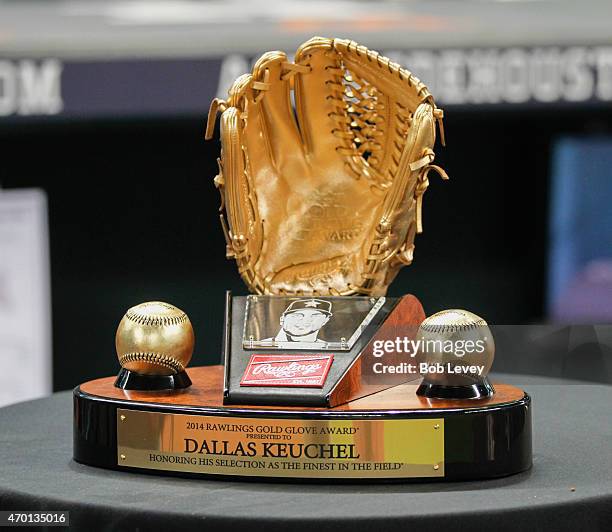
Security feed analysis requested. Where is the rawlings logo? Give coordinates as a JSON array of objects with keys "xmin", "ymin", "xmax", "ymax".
[
  {"xmin": 251, "ymin": 362, "xmax": 323, "ymax": 378},
  {"xmin": 241, "ymin": 354, "xmax": 334, "ymax": 388}
]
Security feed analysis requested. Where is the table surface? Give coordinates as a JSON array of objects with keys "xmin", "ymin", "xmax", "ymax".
[{"xmin": 0, "ymin": 374, "xmax": 611, "ymax": 532}]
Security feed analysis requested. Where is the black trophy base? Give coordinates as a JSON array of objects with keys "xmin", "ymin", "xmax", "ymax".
[
  {"xmin": 76, "ymin": 366, "xmax": 532, "ymax": 483},
  {"xmin": 417, "ymin": 378, "xmax": 495, "ymax": 399},
  {"xmin": 114, "ymin": 368, "xmax": 192, "ymax": 391}
]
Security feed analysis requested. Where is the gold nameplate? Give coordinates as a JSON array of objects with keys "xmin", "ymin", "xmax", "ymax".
[{"xmin": 117, "ymin": 409, "xmax": 444, "ymax": 479}]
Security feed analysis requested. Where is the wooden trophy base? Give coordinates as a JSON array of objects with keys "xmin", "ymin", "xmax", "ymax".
[{"xmin": 74, "ymin": 366, "xmax": 532, "ymax": 482}]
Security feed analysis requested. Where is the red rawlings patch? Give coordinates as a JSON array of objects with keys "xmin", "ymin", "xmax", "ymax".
[{"xmin": 240, "ymin": 354, "xmax": 334, "ymax": 388}]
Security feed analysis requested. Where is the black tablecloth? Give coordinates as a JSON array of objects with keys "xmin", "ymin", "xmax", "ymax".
[{"xmin": 0, "ymin": 375, "xmax": 611, "ymax": 532}]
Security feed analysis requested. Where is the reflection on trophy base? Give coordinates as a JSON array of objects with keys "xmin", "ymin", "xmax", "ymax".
[
  {"xmin": 416, "ymin": 378, "xmax": 495, "ymax": 399},
  {"xmin": 74, "ymin": 366, "xmax": 532, "ymax": 482}
]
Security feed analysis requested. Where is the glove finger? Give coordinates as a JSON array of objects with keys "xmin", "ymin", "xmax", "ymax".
[
  {"xmin": 250, "ymin": 51, "xmax": 307, "ymax": 173},
  {"xmin": 219, "ymin": 102, "xmax": 263, "ymax": 291},
  {"xmin": 364, "ymin": 103, "xmax": 436, "ymax": 280},
  {"xmin": 293, "ymin": 37, "xmax": 342, "ymax": 162},
  {"xmin": 219, "ymin": 105, "xmax": 249, "ymax": 244},
  {"xmin": 226, "ymin": 72, "xmax": 278, "ymax": 187}
]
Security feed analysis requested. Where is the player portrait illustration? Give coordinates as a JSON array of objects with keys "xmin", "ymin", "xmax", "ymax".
[
  {"xmin": 264, "ymin": 299, "xmax": 333, "ymax": 348},
  {"xmin": 243, "ymin": 295, "xmax": 384, "ymax": 351}
]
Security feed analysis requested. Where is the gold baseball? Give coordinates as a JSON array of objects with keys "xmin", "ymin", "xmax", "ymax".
[
  {"xmin": 416, "ymin": 309, "xmax": 495, "ymax": 386},
  {"xmin": 115, "ymin": 301, "xmax": 194, "ymax": 376}
]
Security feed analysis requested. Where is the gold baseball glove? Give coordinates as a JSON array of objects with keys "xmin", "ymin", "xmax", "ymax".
[{"xmin": 205, "ymin": 37, "xmax": 447, "ymax": 296}]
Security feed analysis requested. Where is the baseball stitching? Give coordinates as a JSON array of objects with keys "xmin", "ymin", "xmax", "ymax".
[
  {"xmin": 419, "ymin": 312, "xmax": 487, "ymax": 334},
  {"xmin": 119, "ymin": 352, "xmax": 185, "ymax": 373},
  {"xmin": 125, "ymin": 306, "xmax": 188, "ymax": 327}
]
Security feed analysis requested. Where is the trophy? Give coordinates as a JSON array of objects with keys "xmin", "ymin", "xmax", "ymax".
[{"xmin": 73, "ymin": 37, "xmax": 532, "ymax": 481}]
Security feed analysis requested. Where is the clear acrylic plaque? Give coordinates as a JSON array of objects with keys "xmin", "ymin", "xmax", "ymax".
[{"xmin": 242, "ymin": 295, "xmax": 385, "ymax": 351}]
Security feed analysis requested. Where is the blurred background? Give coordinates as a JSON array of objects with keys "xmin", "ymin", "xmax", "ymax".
[{"xmin": 1, "ymin": 0, "xmax": 611, "ymax": 403}]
